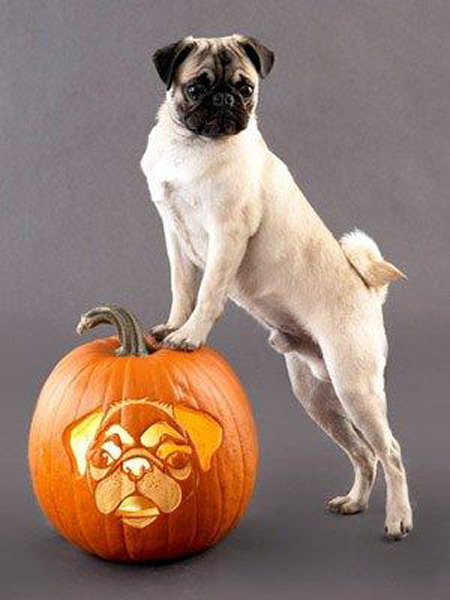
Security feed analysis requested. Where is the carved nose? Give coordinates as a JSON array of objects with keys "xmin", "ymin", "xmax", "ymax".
[
  {"xmin": 122, "ymin": 457, "xmax": 152, "ymax": 481},
  {"xmin": 212, "ymin": 92, "xmax": 235, "ymax": 107}
]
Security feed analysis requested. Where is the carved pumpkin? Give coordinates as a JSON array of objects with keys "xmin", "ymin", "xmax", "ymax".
[{"xmin": 29, "ymin": 305, "xmax": 258, "ymax": 562}]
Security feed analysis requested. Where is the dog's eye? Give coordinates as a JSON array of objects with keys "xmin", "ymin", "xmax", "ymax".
[
  {"xmin": 239, "ymin": 84, "xmax": 254, "ymax": 98},
  {"xmin": 186, "ymin": 83, "xmax": 206, "ymax": 101}
]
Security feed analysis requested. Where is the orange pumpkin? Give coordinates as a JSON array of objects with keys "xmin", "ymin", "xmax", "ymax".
[{"xmin": 29, "ymin": 305, "xmax": 258, "ymax": 562}]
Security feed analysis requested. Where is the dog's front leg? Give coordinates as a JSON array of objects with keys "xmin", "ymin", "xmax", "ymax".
[
  {"xmin": 163, "ymin": 223, "xmax": 249, "ymax": 351},
  {"xmin": 150, "ymin": 216, "xmax": 199, "ymax": 342}
]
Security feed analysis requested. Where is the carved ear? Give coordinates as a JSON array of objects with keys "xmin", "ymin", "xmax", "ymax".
[
  {"xmin": 152, "ymin": 39, "xmax": 195, "ymax": 90},
  {"xmin": 173, "ymin": 405, "xmax": 223, "ymax": 471},
  {"xmin": 238, "ymin": 35, "xmax": 274, "ymax": 79},
  {"xmin": 63, "ymin": 408, "xmax": 103, "ymax": 476}
]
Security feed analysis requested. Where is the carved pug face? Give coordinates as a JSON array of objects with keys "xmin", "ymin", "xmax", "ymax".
[
  {"xmin": 64, "ymin": 398, "xmax": 223, "ymax": 529},
  {"xmin": 152, "ymin": 34, "xmax": 274, "ymax": 138}
]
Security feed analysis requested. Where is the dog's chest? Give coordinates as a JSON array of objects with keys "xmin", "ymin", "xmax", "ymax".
[{"xmin": 141, "ymin": 127, "xmax": 242, "ymax": 269}]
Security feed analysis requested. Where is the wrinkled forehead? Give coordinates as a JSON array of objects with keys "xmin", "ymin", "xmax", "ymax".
[
  {"xmin": 98, "ymin": 404, "xmax": 185, "ymax": 445},
  {"xmin": 177, "ymin": 37, "xmax": 258, "ymax": 85}
]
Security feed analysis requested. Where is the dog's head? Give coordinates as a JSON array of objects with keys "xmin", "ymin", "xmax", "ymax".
[
  {"xmin": 64, "ymin": 398, "xmax": 223, "ymax": 529},
  {"xmin": 153, "ymin": 34, "xmax": 274, "ymax": 138}
]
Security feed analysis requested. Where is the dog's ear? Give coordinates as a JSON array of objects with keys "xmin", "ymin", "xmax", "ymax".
[
  {"xmin": 173, "ymin": 405, "xmax": 223, "ymax": 471},
  {"xmin": 237, "ymin": 35, "xmax": 274, "ymax": 79},
  {"xmin": 152, "ymin": 38, "xmax": 196, "ymax": 90},
  {"xmin": 63, "ymin": 408, "xmax": 103, "ymax": 476}
]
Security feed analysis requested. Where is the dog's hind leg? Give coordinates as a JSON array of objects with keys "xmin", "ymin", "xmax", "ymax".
[
  {"xmin": 320, "ymin": 317, "xmax": 413, "ymax": 540},
  {"xmin": 279, "ymin": 344, "xmax": 378, "ymax": 514}
]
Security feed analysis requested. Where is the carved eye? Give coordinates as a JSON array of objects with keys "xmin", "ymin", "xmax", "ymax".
[
  {"xmin": 90, "ymin": 439, "xmax": 122, "ymax": 469},
  {"xmin": 91, "ymin": 448, "xmax": 113, "ymax": 469},
  {"xmin": 165, "ymin": 451, "xmax": 192, "ymax": 480},
  {"xmin": 166, "ymin": 451, "xmax": 190, "ymax": 470},
  {"xmin": 239, "ymin": 84, "xmax": 254, "ymax": 98}
]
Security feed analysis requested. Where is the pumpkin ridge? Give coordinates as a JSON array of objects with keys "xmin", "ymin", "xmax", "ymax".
[
  {"xmin": 43, "ymin": 358, "xmax": 100, "ymax": 540},
  {"xmin": 159, "ymin": 356, "xmax": 177, "ymax": 557},
  {"xmin": 118, "ymin": 355, "xmax": 136, "ymax": 562},
  {"xmin": 211, "ymin": 357, "xmax": 243, "ymax": 543},
  {"xmin": 162, "ymin": 353, "xmax": 192, "ymax": 556},
  {"xmin": 48, "ymin": 358, "xmax": 102, "ymax": 551},
  {"xmin": 29, "ymin": 353, "xmax": 86, "ymax": 501},
  {"xmin": 208, "ymin": 352, "xmax": 254, "ymax": 533},
  {"xmin": 190, "ymin": 353, "xmax": 230, "ymax": 547},
  {"xmin": 177, "ymin": 356, "xmax": 201, "ymax": 552},
  {"xmin": 184, "ymin": 352, "xmax": 216, "ymax": 549},
  {"xmin": 209, "ymin": 351, "xmax": 259, "ymax": 525},
  {"xmin": 93, "ymin": 356, "xmax": 126, "ymax": 560},
  {"xmin": 68, "ymin": 355, "xmax": 114, "ymax": 556},
  {"xmin": 206, "ymin": 351, "xmax": 252, "ymax": 540}
]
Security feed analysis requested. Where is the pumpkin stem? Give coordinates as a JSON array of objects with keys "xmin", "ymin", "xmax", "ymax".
[{"xmin": 76, "ymin": 305, "xmax": 152, "ymax": 356}]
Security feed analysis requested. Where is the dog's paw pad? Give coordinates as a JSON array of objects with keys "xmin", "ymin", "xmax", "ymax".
[{"xmin": 327, "ymin": 495, "xmax": 367, "ymax": 515}]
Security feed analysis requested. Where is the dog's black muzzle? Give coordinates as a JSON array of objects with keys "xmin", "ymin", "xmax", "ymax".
[{"xmin": 183, "ymin": 85, "xmax": 249, "ymax": 138}]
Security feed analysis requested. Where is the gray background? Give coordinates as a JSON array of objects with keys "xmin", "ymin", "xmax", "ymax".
[{"xmin": 1, "ymin": 0, "xmax": 449, "ymax": 598}]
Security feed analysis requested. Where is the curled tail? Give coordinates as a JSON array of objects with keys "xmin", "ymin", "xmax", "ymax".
[{"xmin": 340, "ymin": 229, "xmax": 405, "ymax": 301}]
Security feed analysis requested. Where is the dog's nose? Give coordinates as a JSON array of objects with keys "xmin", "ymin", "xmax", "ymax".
[
  {"xmin": 212, "ymin": 92, "xmax": 235, "ymax": 107},
  {"xmin": 122, "ymin": 457, "xmax": 152, "ymax": 481}
]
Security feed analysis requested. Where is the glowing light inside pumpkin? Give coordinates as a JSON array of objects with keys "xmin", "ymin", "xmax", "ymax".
[{"xmin": 63, "ymin": 398, "xmax": 224, "ymax": 529}]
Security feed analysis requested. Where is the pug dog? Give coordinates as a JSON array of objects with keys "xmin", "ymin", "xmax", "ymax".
[
  {"xmin": 140, "ymin": 34, "xmax": 413, "ymax": 540},
  {"xmin": 64, "ymin": 398, "xmax": 223, "ymax": 529}
]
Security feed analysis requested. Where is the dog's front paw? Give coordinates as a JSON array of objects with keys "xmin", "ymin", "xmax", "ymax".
[
  {"xmin": 148, "ymin": 323, "xmax": 175, "ymax": 343},
  {"xmin": 162, "ymin": 327, "xmax": 206, "ymax": 352}
]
